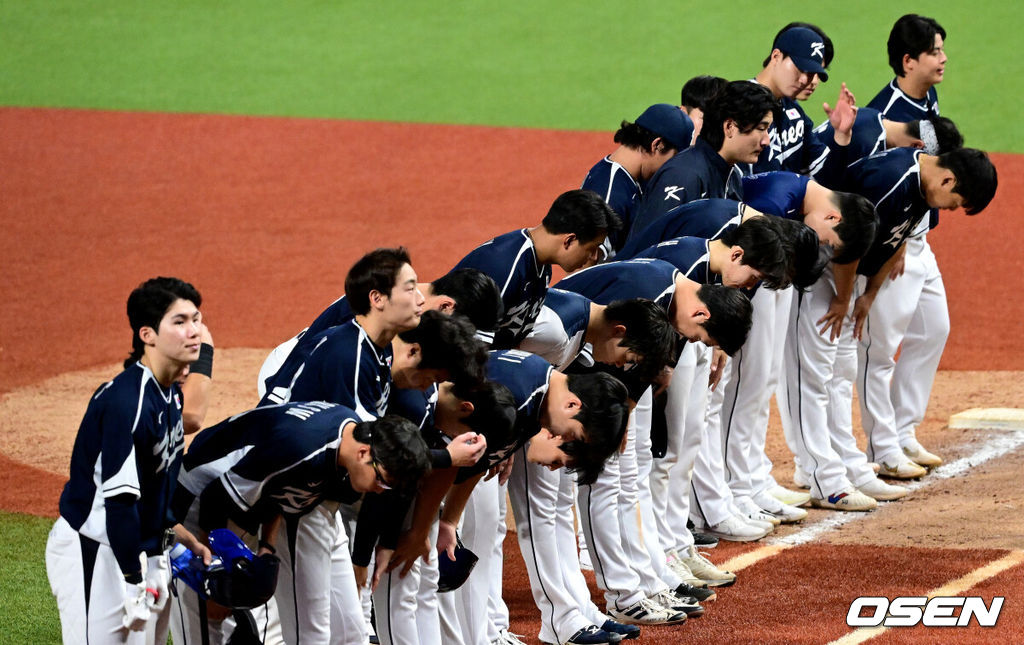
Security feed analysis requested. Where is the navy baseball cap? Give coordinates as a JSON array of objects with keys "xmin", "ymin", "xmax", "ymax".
[
  {"xmin": 635, "ymin": 103, "xmax": 694, "ymax": 151},
  {"xmin": 773, "ymin": 27, "xmax": 829, "ymax": 81}
]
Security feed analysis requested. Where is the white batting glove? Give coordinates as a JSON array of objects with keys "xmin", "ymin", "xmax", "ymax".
[
  {"xmin": 122, "ymin": 581, "xmax": 151, "ymax": 631},
  {"xmin": 145, "ymin": 553, "xmax": 170, "ymax": 612}
]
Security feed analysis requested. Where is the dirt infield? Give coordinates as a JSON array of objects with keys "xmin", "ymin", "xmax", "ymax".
[{"xmin": 3, "ymin": 107, "xmax": 1022, "ymax": 643}]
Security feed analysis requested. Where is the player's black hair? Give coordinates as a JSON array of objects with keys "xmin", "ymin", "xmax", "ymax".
[
  {"xmin": 887, "ymin": 14, "xmax": 946, "ymax": 77},
  {"xmin": 353, "ymin": 414, "xmax": 431, "ymax": 490},
  {"xmin": 560, "ymin": 372, "xmax": 630, "ymax": 485},
  {"xmin": 398, "ymin": 310, "xmax": 489, "ymax": 392},
  {"xmin": 125, "ymin": 277, "xmax": 202, "ymax": 368},
  {"xmin": 430, "ymin": 269, "xmax": 504, "ymax": 333},
  {"xmin": 764, "ymin": 22, "xmax": 834, "ymax": 70},
  {"xmin": 695, "ymin": 285, "xmax": 752, "ymax": 356},
  {"xmin": 603, "ymin": 299, "xmax": 677, "ymax": 381},
  {"xmin": 345, "ymin": 247, "xmax": 413, "ymax": 316},
  {"xmin": 459, "ymin": 380, "xmax": 518, "ymax": 449},
  {"xmin": 936, "ymin": 148, "xmax": 998, "ymax": 216},
  {"xmin": 718, "ymin": 216, "xmax": 790, "ymax": 290},
  {"xmin": 680, "ymin": 75, "xmax": 729, "ymax": 112},
  {"xmin": 613, "ymin": 120, "xmax": 677, "ymax": 154},
  {"xmin": 830, "ymin": 191, "xmax": 879, "ymax": 265},
  {"xmin": 700, "ymin": 81, "xmax": 781, "ymax": 153},
  {"xmin": 905, "ymin": 116, "xmax": 963, "ymax": 155},
  {"xmin": 542, "ymin": 189, "xmax": 622, "ymax": 244},
  {"xmin": 771, "ymin": 217, "xmax": 829, "ymax": 290}
]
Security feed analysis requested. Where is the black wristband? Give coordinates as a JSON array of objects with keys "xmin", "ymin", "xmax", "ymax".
[
  {"xmin": 124, "ymin": 571, "xmax": 143, "ymax": 585},
  {"xmin": 190, "ymin": 343, "xmax": 214, "ymax": 378},
  {"xmin": 258, "ymin": 539, "xmax": 276, "ymax": 555}
]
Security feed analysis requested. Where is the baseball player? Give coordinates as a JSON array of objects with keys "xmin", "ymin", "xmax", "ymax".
[
  {"xmin": 679, "ymin": 75, "xmax": 729, "ymax": 140},
  {"xmin": 785, "ymin": 147, "xmax": 996, "ymax": 509},
  {"xmin": 452, "ymin": 189, "xmax": 620, "ymax": 350},
  {"xmin": 581, "ymin": 103, "xmax": 694, "ymax": 259},
  {"xmin": 170, "ymin": 402, "xmax": 431, "ymax": 645},
  {"xmin": 631, "ymin": 81, "xmax": 779, "ymax": 236},
  {"xmin": 438, "ymin": 350, "xmax": 631, "ymax": 644},
  {"xmin": 46, "ymin": 277, "xmax": 213, "ymax": 645},
  {"xmin": 512, "ymin": 291, "xmax": 680, "ymax": 643},
  {"xmin": 556, "ymin": 260, "xmax": 751, "ymax": 619},
  {"xmin": 863, "ymin": 13, "xmax": 953, "ymax": 469},
  {"xmin": 257, "ymin": 268, "xmax": 503, "ymax": 398}
]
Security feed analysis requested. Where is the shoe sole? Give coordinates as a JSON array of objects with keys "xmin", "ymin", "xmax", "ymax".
[
  {"xmin": 878, "ymin": 470, "xmax": 926, "ymax": 480},
  {"xmin": 703, "ymin": 528, "xmax": 769, "ymax": 542},
  {"xmin": 810, "ymin": 498, "xmax": 876, "ymax": 512}
]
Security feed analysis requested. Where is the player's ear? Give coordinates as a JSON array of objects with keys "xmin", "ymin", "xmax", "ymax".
[
  {"xmin": 902, "ymin": 53, "xmax": 915, "ymax": 75},
  {"xmin": 139, "ymin": 326, "xmax": 158, "ymax": 345},
  {"xmin": 435, "ymin": 295, "xmax": 457, "ymax": 314},
  {"xmin": 611, "ymin": 323, "xmax": 627, "ymax": 339},
  {"xmin": 562, "ymin": 233, "xmax": 578, "ymax": 250},
  {"xmin": 911, "ymin": 139, "xmax": 925, "ymax": 149},
  {"xmin": 731, "ymin": 245, "xmax": 744, "ymax": 263},
  {"xmin": 459, "ymin": 400, "xmax": 475, "ymax": 415},
  {"xmin": 692, "ymin": 301, "xmax": 711, "ymax": 322},
  {"xmin": 649, "ymin": 136, "xmax": 665, "ymax": 155},
  {"xmin": 724, "ymin": 118, "xmax": 737, "ymax": 138},
  {"xmin": 368, "ymin": 288, "xmax": 387, "ymax": 311},
  {"xmin": 356, "ymin": 443, "xmax": 372, "ymax": 463}
]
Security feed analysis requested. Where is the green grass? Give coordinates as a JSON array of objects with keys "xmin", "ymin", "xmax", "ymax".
[
  {"xmin": 1, "ymin": 1, "xmax": 1022, "ymax": 151},
  {"xmin": 0, "ymin": 512, "xmax": 60, "ymax": 643}
]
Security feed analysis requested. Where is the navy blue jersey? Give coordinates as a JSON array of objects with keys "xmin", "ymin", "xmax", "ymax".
[
  {"xmin": 582, "ymin": 156, "xmax": 641, "ymax": 254},
  {"xmin": 176, "ymin": 402, "xmax": 361, "ymax": 532},
  {"xmin": 632, "ymin": 237, "xmax": 719, "ymax": 285},
  {"xmin": 843, "ymin": 148, "xmax": 929, "ymax": 276},
  {"xmin": 867, "ymin": 79, "xmax": 939, "ymax": 122},
  {"xmin": 619, "ymin": 199, "xmax": 743, "ymax": 259},
  {"xmin": 59, "ymin": 363, "xmax": 185, "ymax": 556},
  {"xmin": 632, "ymin": 138, "xmax": 743, "ymax": 237},
  {"xmin": 456, "ymin": 350, "xmax": 553, "ymax": 481},
  {"xmin": 388, "ymin": 384, "xmax": 451, "ymax": 453},
  {"xmin": 741, "ymin": 172, "xmax": 810, "ymax": 219},
  {"xmin": 261, "ymin": 320, "xmax": 392, "ymax": 420},
  {"xmin": 452, "ymin": 229, "xmax": 552, "ymax": 349},
  {"xmin": 751, "ymin": 95, "xmax": 844, "ymax": 186},
  {"xmin": 557, "ymin": 258, "xmax": 679, "ymax": 313},
  {"xmin": 304, "ymin": 295, "xmax": 354, "ymax": 340},
  {"xmin": 812, "ymin": 107, "xmax": 887, "ymax": 171},
  {"xmin": 519, "ymin": 288, "xmax": 592, "ymax": 370}
]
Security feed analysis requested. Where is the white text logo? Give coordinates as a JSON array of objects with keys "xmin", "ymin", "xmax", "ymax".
[{"xmin": 846, "ymin": 596, "xmax": 1004, "ymax": 627}]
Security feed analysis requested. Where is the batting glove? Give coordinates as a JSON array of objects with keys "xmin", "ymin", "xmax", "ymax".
[
  {"xmin": 122, "ymin": 581, "xmax": 151, "ymax": 631},
  {"xmin": 145, "ymin": 553, "xmax": 170, "ymax": 612}
]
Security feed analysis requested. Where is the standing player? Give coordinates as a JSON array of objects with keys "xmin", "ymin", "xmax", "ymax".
[
  {"xmin": 582, "ymin": 103, "xmax": 694, "ymax": 259},
  {"xmin": 452, "ymin": 189, "xmax": 620, "ymax": 350},
  {"xmin": 631, "ymin": 80, "xmax": 779, "ymax": 235},
  {"xmin": 46, "ymin": 277, "xmax": 212, "ymax": 644},
  {"xmin": 865, "ymin": 13, "xmax": 952, "ymax": 467}
]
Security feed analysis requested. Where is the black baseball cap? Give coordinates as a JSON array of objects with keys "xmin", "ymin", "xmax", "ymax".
[{"xmin": 773, "ymin": 27, "xmax": 829, "ymax": 81}]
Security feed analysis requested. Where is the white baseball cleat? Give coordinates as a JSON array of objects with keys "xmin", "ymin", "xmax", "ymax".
[
  {"xmin": 902, "ymin": 439, "xmax": 943, "ymax": 467},
  {"xmin": 878, "ymin": 459, "xmax": 928, "ymax": 480},
  {"xmin": 857, "ymin": 477, "xmax": 909, "ymax": 501},
  {"xmin": 768, "ymin": 484, "xmax": 811, "ymax": 507},
  {"xmin": 811, "ymin": 488, "xmax": 878, "ymax": 512}
]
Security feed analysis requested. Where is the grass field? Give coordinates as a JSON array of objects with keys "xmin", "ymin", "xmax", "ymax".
[{"xmin": 2, "ymin": 2, "xmax": 1021, "ymax": 642}]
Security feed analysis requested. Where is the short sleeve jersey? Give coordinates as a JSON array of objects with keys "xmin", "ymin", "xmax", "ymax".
[
  {"xmin": 456, "ymin": 350, "xmax": 553, "ymax": 481},
  {"xmin": 58, "ymin": 363, "xmax": 185, "ymax": 554},
  {"xmin": 843, "ymin": 148, "xmax": 929, "ymax": 276},
  {"xmin": 260, "ymin": 320, "xmax": 392, "ymax": 421},
  {"xmin": 556, "ymin": 258, "xmax": 679, "ymax": 313},
  {"xmin": 751, "ymin": 94, "xmax": 843, "ymax": 186},
  {"xmin": 631, "ymin": 237, "xmax": 719, "ymax": 285},
  {"xmin": 519, "ymin": 288, "xmax": 593, "ymax": 370},
  {"xmin": 175, "ymin": 402, "xmax": 361, "ymax": 531},
  {"xmin": 452, "ymin": 229, "xmax": 552, "ymax": 349},
  {"xmin": 632, "ymin": 138, "xmax": 744, "ymax": 238},
  {"xmin": 304, "ymin": 295, "xmax": 354, "ymax": 340},
  {"xmin": 867, "ymin": 79, "xmax": 939, "ymax": 122},
  {"xmin": 812, "ymin": 107, "xmax": 887, "ymax": 169},
  {"xmin": 741, "ymin": 171, "xmax": 811, "ymax": 219},
  {"xmin": 582, "ymin": 156, "xmax": 641, "ymax": 254},
  {"xmin": 618, "ymin": 199, "xmax": 744, "ymax": 259}
]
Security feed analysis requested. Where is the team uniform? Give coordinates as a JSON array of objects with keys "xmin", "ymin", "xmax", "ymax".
[
  {"xmin": 582, "ymin": 156, "xmax": 642, "ymax": 259},
  {"xmin": 864, "ymin": 81, "xmax": 949, "ymax": 467},
  {"xmin": 631, "ymin": 138, "xmax": 744, "ymax": 240},
  {"xmin": 812, "ymin": 107, "xmax": 889, "ymax": 172},
  {"xmin": 617, "ymin": 199, "xmax": 744, "ymax": 260},
  {"xmin": 46, "ymin": 362, "xmax": 185, "ymax": 645},
  {"xmin": 170, "ymin": 402, "xmax": 364, "ymax": 645},
  {"xmin": 452, "ymin": 229, "xmax": 552, "ymax": 350}
]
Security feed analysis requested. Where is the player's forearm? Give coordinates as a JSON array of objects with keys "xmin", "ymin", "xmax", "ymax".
[
  {"xmin": 105, "ymin": 495, "xmax": 144, "ymax": 582},
  {"xmin": 831, "ymin": 260, "xmax": 859, "ymax": 303},
  {"xmin": 440, "ymin": 473, "xmax": 484, "ymax": 525},
  {"xmin": 182, "ymin": 339, "xmax": 214, "ymax": 434},
  {"xmin": 864, "ymin": 247, "xmax": 904, "ymax": 297},
  {"xmin": 410, "ymin": 468, "xmax": 458, "ymax": 537}
]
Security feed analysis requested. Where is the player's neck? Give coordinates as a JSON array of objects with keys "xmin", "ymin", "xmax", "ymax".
[
  {"xmin": 706, "ymin": 239, "xmax": 728, "ymax": 276},
  {"xmin": 607, "ymin": 146, "xmax": 644, "ymax": 182},
  {"xmin": 801, "ymin": 180, "xmax": 830, "ymax": 216},
  {"xmin": 754, "ymin": 71, "xmax": 783, "ymax": 98},
  {"xmin": 586, "ymin": 303, "xmax": 609, "ymax": 345},
  {"xmin": 355, "ymin": 313, "xmax": 398, "ymax": 348},
  {"xmin": 140, "ymin": 352, "xmax": 187, "ymax": 388},
  {"xmin": 895, "ymin": 74, "xmax": 932, "ymax": 101},
  {"xmin": 527, "ymin": 226, "xmax": 559, "ymax": 266}
]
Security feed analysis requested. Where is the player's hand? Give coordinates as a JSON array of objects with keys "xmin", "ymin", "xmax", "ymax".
[
  {"xmin": 852, "ymin": 293, "xmax": 877, "ymax": 341},
  {"xmin": 206, "ymin": 599, "xmax": 232, "ymax": 622},
  {"xmin": 353, "ymin": 564, "xmax": 368, "ymax": 590},
  {"xmin": 437, "ymin": 520, "xmax": 458, "ymax": 562},
  {"xmin": 653, "ymin": 366, "xmax": 674, "ymax": 396},
  {"xmin": 888, "ymin": 246, "xmax": 907, "ymax": 281},
  {"xmin": 371, "ymin": 547, "xmax": 394, "ymax": 592},
  {"xmin": 816, "ymin": 295, "xmax": 849, "ymax": 342},
  {"xmin": 388, "ymin": 531, "xmax": 431, "ymax": 577},
  {"xmin": 174, "ymin": 524, "xmax": 213, "ymax": 565},
  {"xmin": 447, "ymin": 432, "xmax": 487, "ymax": 467},
  {"xmin": 709, "ymin": 349, "xmax": 727, "ymax": 391},
  {"xmin": 199, "ymin": 322, "xmax": 213, "ymax": 347},
  {"xmin": 122, "ymin": 581, "xmax": 152, "ymax": 631},
  {"xmin": 824, "ymin": 82, "xmax": 857, "ymax": 145},
  {"xmin": 145, "ymin": 553, "xmax": 170, "ymax": 612}
]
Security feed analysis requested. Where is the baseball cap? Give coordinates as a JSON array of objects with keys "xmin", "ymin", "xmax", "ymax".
[
  {"xmin": 437, "ymin": 534, "xmax": 479, "ymax": 592},
  {"xmin": 773, "ymin": 27, "xmax": 829, "ymax": 81},
  {"xmin": 635, "ymin": 103, "xmax": 694, "ymax": 151}
]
